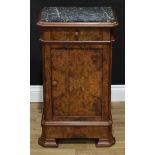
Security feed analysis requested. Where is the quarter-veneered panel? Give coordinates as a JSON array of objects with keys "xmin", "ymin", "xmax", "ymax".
[{"xmin": 51, "ymin": 47, "xmax": 109, "ymax": 118}]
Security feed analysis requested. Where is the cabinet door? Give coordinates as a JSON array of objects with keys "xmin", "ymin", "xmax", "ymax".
[{"xmin": 50, "ymin": 47, "xmax": 109, "ymax": 121}]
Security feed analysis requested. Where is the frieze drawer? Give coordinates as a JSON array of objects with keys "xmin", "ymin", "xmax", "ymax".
[{"xmin": 41, "ymin": 28, "xmax": 110, "ymax": 41}]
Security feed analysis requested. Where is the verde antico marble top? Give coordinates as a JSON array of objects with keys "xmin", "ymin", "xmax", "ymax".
[{"xmin": 40, "ymin": 7, "xmax": 115, "ymax": 22}]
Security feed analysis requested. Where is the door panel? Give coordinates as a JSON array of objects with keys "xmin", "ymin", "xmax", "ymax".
[{"xmin": 51, "ymin": 48, "xmax": 108, "ymax": 119}]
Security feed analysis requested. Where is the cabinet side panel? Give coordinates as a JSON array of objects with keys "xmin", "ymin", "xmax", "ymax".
[
  {"xmin": 43, "ymin": 44, "xmax": 52, "ymax": 120},
  {"xmin": 102, "ymin": 45, "xmax": 111, "ymax": 121}
]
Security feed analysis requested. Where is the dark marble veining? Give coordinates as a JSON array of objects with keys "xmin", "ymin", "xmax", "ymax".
[{"xmin": 40, "ymin": 7, "xmax": 115, "ymax": 22}]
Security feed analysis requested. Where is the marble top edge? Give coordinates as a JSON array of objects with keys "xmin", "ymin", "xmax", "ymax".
[{"xmin": 40, "ymin": 7, "xmax": 115, "ymax": 23}]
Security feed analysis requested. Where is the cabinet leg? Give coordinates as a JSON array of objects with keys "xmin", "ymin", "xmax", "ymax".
[
  {"xmin": 96, "ymin": 137, "xmax": 115, "ymax": 147},
  {"xmin": 38, "ymin": 137, "xmax": 58, "ymax": 147}
]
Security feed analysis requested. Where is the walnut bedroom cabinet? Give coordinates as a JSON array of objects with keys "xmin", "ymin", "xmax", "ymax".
[{"xmin": 37, "ymin": 7, "xmax": 118, "ymax": 147}]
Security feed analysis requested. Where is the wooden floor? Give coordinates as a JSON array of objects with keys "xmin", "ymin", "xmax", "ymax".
[{"xmin": 30, "ymin": 102, "xmax": 125, "ymax": 155}]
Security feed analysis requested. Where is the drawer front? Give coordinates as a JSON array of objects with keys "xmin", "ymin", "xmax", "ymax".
[{"xmin": 42, "ymin": 28, "xmax": 110, "ymax": 41}]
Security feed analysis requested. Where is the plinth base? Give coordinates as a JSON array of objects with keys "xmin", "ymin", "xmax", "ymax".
[
  {"xmin": 38, "ymin": 137, "xmax": 115, "ymax": 147},
  {"xmin": 96, "ymin": 137, "xmax": 115, "ymax": 147},
  {"xmin": 38, "ymin": 121, "xmax": 115, "ymax": 147},
  {"xmin": 38, "ymin": 137, "xmax": 58, "ymax": 147}
]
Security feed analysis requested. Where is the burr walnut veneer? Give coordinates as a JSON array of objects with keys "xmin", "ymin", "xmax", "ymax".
[{"xmin": 37, "ymin": 7, "xmax": 118, "ymax": 147}]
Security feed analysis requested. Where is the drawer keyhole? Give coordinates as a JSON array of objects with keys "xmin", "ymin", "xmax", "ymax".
[{"xmin": 75, "ymin": 31, "xmax": 79, "ymax": 40}]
